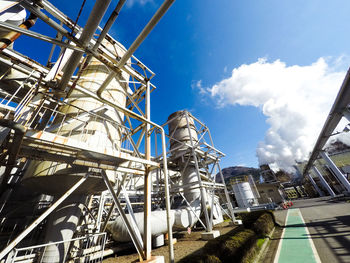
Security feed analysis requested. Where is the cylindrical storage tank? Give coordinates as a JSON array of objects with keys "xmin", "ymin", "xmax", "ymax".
[
  {"xmin": 167, "ymin": 110, "xmax": 198, "ymax": 154},
  {"xmin": 22, "ymin": 40, "xmax": 129, "ymax": 195},
  {"xmin": 232, "ymin": 182, "xmax": 257, "ymax": 208}
]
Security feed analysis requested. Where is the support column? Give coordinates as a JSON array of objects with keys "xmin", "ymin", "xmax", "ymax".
[
  {"xmin": 320, "ymin": 151, "xmax": 350, "ymax": 192},
  {"xmin": 307, "ymin": 174, "xmax": 324, "ymax": 197},
  {"xmin": 144, "ymin": 80, "xmax": 152, "ymax": 260},
  {"xmin": 185, "ymin": 112, "xmax": 211, "ymax": 232},
  {"xmin": 312, "ymin": 166, "xmax": 336, "ymax": 197}
]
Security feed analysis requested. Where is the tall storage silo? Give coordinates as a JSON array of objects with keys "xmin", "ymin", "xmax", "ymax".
[{"xmin": 21, "ymin": 40, "xmax": 129, "ymax": 262}]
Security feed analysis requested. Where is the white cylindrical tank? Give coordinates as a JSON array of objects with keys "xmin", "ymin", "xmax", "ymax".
[
  {"xmin": 167, "ymin": 110, "xmax": 198, "ymax": 154},
  {"xmin": 20, "ymin": 40, "xmax": 129, "ymax": 263},
  {"xmin": 232, "ymin": 182, "xmax": 257, "ymax": 208},
  {"xmin": 22, "ymin": 40, "xmax": 129, "ymax": 195}
]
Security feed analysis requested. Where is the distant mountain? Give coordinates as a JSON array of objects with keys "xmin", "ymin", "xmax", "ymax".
[{"xmin": 216, "ymin": 166, "xmax": 260, "ymax": 183}]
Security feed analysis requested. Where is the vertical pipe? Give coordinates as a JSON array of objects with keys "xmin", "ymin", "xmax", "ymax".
[
  {"xmin": 96, "ymin": 192, "xmax": 105, "ymax": 232},
  {"xmin": 84, "ymin": 0, "xmax": 126, "ymax": 66},
  {"xmin": 307, "ymin": 174, "xmax": 324, "ymax": 197},
  {"xmin": 185, "ymin": 112, "xmax": 211, "ymax": 232},
  {"xmin": 160, "ymin": 128, "xmax": 174, "ymax": 263},
  {"xmin": 312, "ymin": 166, "xmax": 336, "ymax": 197},
  {"xmin": 144, "ymin": 80, "xmax": 152, "ymax": 259},
  {"xmin": 320, "ymin": 151, "xmax": 350, "ymax": 192}
]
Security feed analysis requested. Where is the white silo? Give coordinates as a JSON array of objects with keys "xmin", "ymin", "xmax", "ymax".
[
  {"xmin": 21, "ymin": 40, "xmax": 129, "ymax": 262},
  {"xmin": 232, "ymin": 177, "xmax": 258, "ymax": 208}
]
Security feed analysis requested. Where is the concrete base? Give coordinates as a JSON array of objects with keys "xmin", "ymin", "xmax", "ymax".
[
  {"xmin": 165, "ymin": 237, "xmax": 177, "ymax": 245},
  {"xmin": 201, "ymin": 230, "xmax": 220, "ymax": 240},
  {"xmin": 229, "ymin": 219, "xmax": 242, "ymax": 226},
  {"xmin": 140, "ymin": 256, "xmax": 165, "ymax": 263},
  {"xmin": 233, "ymin": 219, "xmax": 243, "ymax": 225}
]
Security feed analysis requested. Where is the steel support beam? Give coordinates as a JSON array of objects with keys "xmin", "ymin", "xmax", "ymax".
[
  {"xmin": 185, "ymin": 112, "xmax": 211, "ymax": 232},
  {"xmin": 307, "ymin": 174, "xmax": 324, "ymax": 197},
  {"xmin": 312, "ymin": 166, "xmax": 336, "ymax": 197},
  {"xmin": 320, "ymin": 151, "xmax": 350, "ymax": 192},
  {"xmin": 97, "ymin": 0, "xmax": 176, "ymax": 95},
  {"xmin": 143, "ymin": 80, "xmax": 152, "ymax": 259},
  {"xmin": 101, "ymin": 171, "xmax": 145, "ymax": 259},
  {"xmin": 159, "ymin": 128, "xmax": 175, "ymax": 263},
  {"xmin": 217, "ymin": 162, "xmax": 236, "ymax": 222}
]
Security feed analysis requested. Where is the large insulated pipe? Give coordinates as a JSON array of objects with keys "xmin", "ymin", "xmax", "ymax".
[
  {"xmin": 56, "ymin": 0, "xmax": 111, "ymax": 93},
  {"xmin": 97, "ymin": 0, "xmax": 175, "ymax": 96},
  {"xmin": 0, "ymin": 5, "xmax": 36, "ymax": 51},
  {"xmin": 21, "ymin": 40, "xmax": 129, "ymax": 263},
  {"xmin": 106, "ymin": 111, "xmax": 203, "ymax": 243}
]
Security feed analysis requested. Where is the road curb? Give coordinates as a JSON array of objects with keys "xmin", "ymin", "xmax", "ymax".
[{"xmin": 253, "ymin": 227, "xmax": 276, "ymax": 263}]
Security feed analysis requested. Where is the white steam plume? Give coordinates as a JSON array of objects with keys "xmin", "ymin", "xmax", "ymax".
[{"xmin": 209, "ymin": 58, "xmax": 346, "ymax": 172}]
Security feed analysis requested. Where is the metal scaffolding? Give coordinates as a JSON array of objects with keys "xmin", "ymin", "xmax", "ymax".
[{"xmin": 0, "ymin": 0, "xmax": 175, "ymax": 262}]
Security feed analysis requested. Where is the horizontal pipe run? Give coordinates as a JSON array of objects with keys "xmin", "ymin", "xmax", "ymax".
[
  {"xmin": 0, "ymin": 21, "xmax": 83, "ymax": 52},
  {"xmin": 0, "ymin": 14, "xmax": 37, "ymax": 51}
]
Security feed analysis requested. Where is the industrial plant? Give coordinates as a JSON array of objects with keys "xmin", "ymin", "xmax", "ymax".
[
  {"xmin": 0, "ymin": 1, "xmax": 243, "ymax": 262},
  {"xmin": 1, "ymin": 1, "xmax": 350, "ymax": 263}
]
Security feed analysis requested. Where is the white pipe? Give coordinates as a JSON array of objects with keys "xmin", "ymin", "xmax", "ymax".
[
  {"xmin": 97, "ymin": 0, "xmax": 175, "ymax": 98},
  {"xmin": 57, "ymin": 0, "xmax": 111, "ymax": 92}
]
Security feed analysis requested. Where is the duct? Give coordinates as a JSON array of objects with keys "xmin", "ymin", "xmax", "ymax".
[
  {"xmin": 0, "ymin": 13, "xmax": 37, "ymax": 51},
  {"xmin": 41, "ymin": 195, "xmax": 88, "ymax": 263},
  {"xmin": 107, "ymin": 112, "xmax": 204, "ymax": 243},
  {"xmin": 107, "ymin": 210, "xmax": 175, "ymax": 242}
]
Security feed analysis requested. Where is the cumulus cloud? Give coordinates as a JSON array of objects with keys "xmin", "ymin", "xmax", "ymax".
[{"xmin": 209, "ymin": 58, "xmax": 347, "ymax": 172}]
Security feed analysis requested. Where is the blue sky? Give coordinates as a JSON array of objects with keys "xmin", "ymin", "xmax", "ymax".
[{"xmin": 13, "ymin": 0, "xmax": 350, "ymax": 170}]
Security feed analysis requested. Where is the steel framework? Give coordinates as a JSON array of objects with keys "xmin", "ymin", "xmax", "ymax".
[{"xmin": 0, "ymin": 0, "xmax": 175, "ymax": 262}]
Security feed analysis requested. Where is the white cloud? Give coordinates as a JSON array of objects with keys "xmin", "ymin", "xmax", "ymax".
[
  {"xmin": 209, "ymin": 58, "xmax": 347, "ymax": 172},
  {"xmin": 126, "ymin": 0, "xmax": 154, "ymax": 7},
  {"xmin": 191, "ymin": 80, "xmax": 207, "ymax": 95}
]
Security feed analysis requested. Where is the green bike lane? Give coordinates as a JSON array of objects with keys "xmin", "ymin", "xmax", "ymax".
[{"xmin": 274, "ymin": 208, "xmax": 321, "ymax": 263}]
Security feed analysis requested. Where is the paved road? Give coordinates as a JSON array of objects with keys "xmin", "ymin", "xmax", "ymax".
[{"xmin": 264, "ymin": 197, "xmax": 350, "ymax": 263}]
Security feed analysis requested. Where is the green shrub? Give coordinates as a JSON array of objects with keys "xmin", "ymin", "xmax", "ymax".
[
  {"xmin": 220, "ymin": 229, "xmax": 257, "ymax": 263},
  {"xmin": 179, "ymin": 212, "xmax": 276, "ymax": 263},
  {"xmin": 251, "ymin": 213, "xmax": 274, "ymax": 236},
  {"xmin": 178, "ymin": 253, "xmax": 222, "ymax": 263}
]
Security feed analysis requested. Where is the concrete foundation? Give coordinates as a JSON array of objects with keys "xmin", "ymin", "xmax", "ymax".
[
  {"xmin": 201, "ymin": 230, "xmax": 220, "ymax": 240},
  {"xmin": 139, "ymin": 256, "xmax": 165, "ymax": 263}
]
